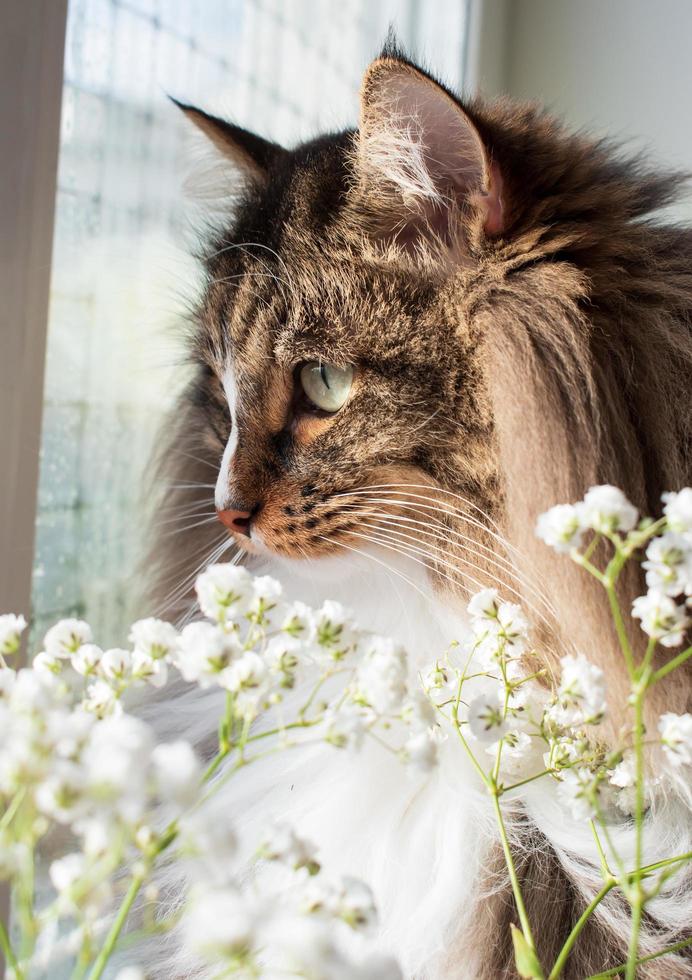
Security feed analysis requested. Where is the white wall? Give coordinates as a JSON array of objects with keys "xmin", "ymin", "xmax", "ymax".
[{"xmin": 477, "ymin": 0, "xmax": 692, "ymax": 221}]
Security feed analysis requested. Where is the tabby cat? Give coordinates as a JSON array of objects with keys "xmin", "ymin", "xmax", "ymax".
[{"xmin": 148, "ymin": 44, "xmax": 692, "ymax": 979}]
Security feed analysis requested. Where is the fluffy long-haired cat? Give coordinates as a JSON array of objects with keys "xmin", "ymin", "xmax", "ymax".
[{"xmin": 146, "ymin": 44, "xmax": 692, "ymax": 979}]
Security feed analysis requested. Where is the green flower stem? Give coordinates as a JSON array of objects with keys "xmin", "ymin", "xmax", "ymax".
[
  {"xmin": 548, "ymin": 879, "xmax": 616, "ymax": 979},
  {"xmin": 491, "ymin": 788, "xmax": 543, "ymax": 975},
  {"xmin": 625, "ymin": 682, "xmax": 647, "ymax": 980},
  {"xmin": 638, "ymin": 850, "xmax": 692, "ymax": 877},
  {"xmin": 86, "ymin": 870, "xmax": 147, "ymax": 980},
  {"xmin": 586, "ymin": 934, "xmax": 692, "ymax": 978},
  {"xmin": 590, "ymin": 821, "xmax": 613, "ymax": 880},
  {"xmin": 502, "ymin": 768, "xmax": 557, "ymax": 794},
  {"xmin": 0, "ymin": 787, "xmax": 26, "ymax": 832},
  {"xmin": 604, "ymin": 578, "xmax": 636, "ymax": 680},
  {"xmin": 0, "ymin": 915, "xmax": 23, "ymax": 979},
  {"xmin": 652, "ymin": 645, "xmax": 692, "ymax": 683}
]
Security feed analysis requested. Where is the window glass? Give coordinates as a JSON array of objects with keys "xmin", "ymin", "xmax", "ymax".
[{"xmin": 32, "ymin": 0, "xmax": 471, "ymax": 645}]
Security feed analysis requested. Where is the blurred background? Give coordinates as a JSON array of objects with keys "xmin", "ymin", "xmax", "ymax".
[{"xmin": 2, "ymin": 0, "xmax": 692, "ymax": 648}]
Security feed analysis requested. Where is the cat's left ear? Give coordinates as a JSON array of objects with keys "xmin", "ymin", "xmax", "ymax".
[
  {"xmin": 171, "ymin": 98, "xmax": 285, "ymax": 183},
  {"xmin": 356, "ymin": 56, "xmax": 504, "ymax": 255}
]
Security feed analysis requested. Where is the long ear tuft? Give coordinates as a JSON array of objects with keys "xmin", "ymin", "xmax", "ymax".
[
  {"xmin": 356, "ymin": 55, "xmax": 504, "ymax": 259},
  {"xmin": 169, "ymin": 97, "xmax": 285, "ymax": 184}
]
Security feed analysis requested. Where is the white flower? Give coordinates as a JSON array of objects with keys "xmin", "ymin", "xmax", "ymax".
[
  {"xmin": 258, "ymin": 822, "xmax": 319, "ymax": 873},
  {"xmin": 114, "ymin": 968, "xmax": 147, "ymax": 980},
  {"xmin": 662, "ymin": 488, "xmax": 692, "ymax": 537},
  {"xmin": 179, "ymin": 810, "xmax": 238, "ymax": 886},
  {"xmin": 151, "ymin": 741, "xmax": 201, "ymax": 806},
  {"xmin": 0, "ymin": 614, "xmax": 27, "ymax": 655},
  {"xmin": 83, "ymin": 679, "xmax": 121, "ymax": 717},
  {"xmin": 248, "ymin": 575, "xmax": 283, "ymax": 622},
  {"xmin": 131, "ymin": 650, "xmax": 168, "ymax": 688},
  {"xmin": 401, "ymin": 691, "xmax": 436, "ymax": 731},
  {"xmin": 467, "ymin": 589, "xmax": 500, "ymax": 621},
  {"xmin": 536, "ymin": 504, "xmax": 585, "ymax": 553},
  {"xmin": 0, "ymin": 667, "xmax": 15, "ymax": 699},
  {"xmin": 71, "ymin": 643, "xmax": 102, "ymax": 677},
  {"xmin": 354, "ymin": 637, "xmax": 407, "ymax": 714},
  {"xmin": 32, "ymin": 650, "xmax": 63, "ymax": 675},
  {"xmin": 44, "ymin": 618, "xmax": 92, "ymax": 657},
  {"xmin": 334, "ymin": 876, "xmax": 377, "ymax": 931},
  {"xmin": 265, "ymin": 634, "xmax": 303, "ymax": 688},
  {"xmin": 183, "ymin": 886, "xmax": 254, "ymax": 961},
  {"xmin": 49, "ymin": 853, "xmax": 86, "ymax": 894},
  {"xmin": 659, "ymin": 712, "xmax": 692, "ymax": 767},
  {"xmin": 402, "ymin": 729, "xmax": 438, "ymax": 773},
  {"xmin": 175, "ymin": 621, "xmax": 239, "ymax": 687},
  {"xmin": 557, "ymin": 767, "xmax": 600, "ymax": 821},
  {"xmin": 82, "ymin": 715, "xmax": 152, "ymax": 821},
  {"xmin": 643, "ymin": 533, "xmax": 692, "ymax": 598},
  {"xmin": 486, "ymin": 729, "xmax": 534, "ymax": 780},
  {"xmin": 220, "ymin": 651, "xmax": 267, "ymax": 693},
  {"xmin": 495, "ymin": 602, "xmax": 530, "ymax": 653},
  {"xmin": 421, "ymin": 660, "xmax": 456, "ymax": 693},
  {"xmin": 98, "ymin": 648, "xmax": 132, "ymax": 682},
  {"xmin": 129, "ymin": 618, "xmax": 178, "ymax": 660},
  {"xmin": 578, "ymin": 485, "xmax": 638, "ymax": 534},
  {"xmin": 552, "ymin": 654, "xmax": 606, "ymax": 726},
  {"xmin": 608, "ymin": 753, "xmax": 636, "ymax": 788},
  {"xmin": 35, "ymin": 761, "xmax": 87, "ymax": 823},
  {"xmin": 195, "ymin": 563, "xmax": 253, "ymax": 625},
  {"xmin": 314, "ymin": 600, "xmax": 356, "ymax": 659},
  {"xmin": 467, "ymin": 693, "xmax": 507, "ymax": 742},
  {"xmin": 322, "ymin": 703, "xmax": 368, "ymax": 750},
  {"xmin": 282, "ymin": 601, "xmax": 315, "ymax": 639},
  {"xmin": 632, "ymin": 593, "xmax": 688, "ymax": 647}
]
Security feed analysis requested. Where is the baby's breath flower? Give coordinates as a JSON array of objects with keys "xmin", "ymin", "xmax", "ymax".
[
  {"xmin": 71, "ymin": 643, "xmax": 102, "ymax": 677},
  {"xmin": 314, "ymin": 600, "xmax": 356, "ymax": 660},
  {"xmin": 486, "ymin": 729, "xmax": 533, "ymax": 778},
  {"xmin": 467, "ymin": 693, "xmax": 507, "ymax": 742},
  {"xmin": 83, "ymin": 679, "xmax": 121, "ymax": 717},
  {"xmin": 98, "ymin": 648, "xmax": 132, "ymax": 682},
  {"xmin": 247, "ymin": 575, "xmax": 283, "ymax": 625},
  {"xmin": 281, "ymin": 601, "xmax": 315, "ymax": 639},
  {"xmin": 536, "ymin": 504, "xmax": 585, "ymax": 553},
  {"xmin": 195, "ymin": 563, "xmax": 253, "ymax": 625},
  {"xmin": 131, "ymin": 650, "xmax": 168, "ymax": 688},
  {"xmin": 354, "ymin": 637, "xmax": 407, "ymax": 714},
  {"xmin": 556, "ymin": 767, "xmax": 602, "ymax": 821},
  {"xmin": 578, "ymin": 484, "xmax": 639, "ymax": 534},
  {"xmin": 662, "ymin": 488, "xmax": 692, "ymax": 538},
  {"xmin": 322, "ymin": 703, "xmax": 368, "ymax": 750},
  {"xmin": 0, "ymin": 614, "xmax": 27, "ymax": 655},
  {"xmin": 44, "ymin": 619, "xmax": 92, "ymax": 658},
  {"xmin": 183, "ymin": 885, "xmax": 254, "ymax": 961},
  {"xmin": 151, "ymin": 741, "xmax": 201, "ymax": 806},
  {"xmin": 402, "ymin": 728, "xmax": 439, "ymax": 773},
  {"xmin": 421, "ymin": 659, "xmax": 456, "ymax": 693},
  {"xmin": 467, "ymin": 588, "xmax": 500, "ymax": 622},
  {"xmin": 632, "ymin": 592, "xmax": 688, "ymax": 647},
  {"xmin": 643, "ymin": 533, "xmax": 692, "ymax": 598},
  {"xmin": 401, "ymin": 691, "xmax": 436, "ymax": 731},
  {"xmin": 258, "ymin": 822, "xmax": 319, "ymax": 874},
  {"xmin": 49, "ymin": 852, "xmax": 86, "ymax": 896},
  {"xmin": 220, "ymin": 651, "xmax": 267, "ymax": 694},
  {"xmin": 659, "ymin": 712, "xmax": 692, "ymax": 767},
  {"xmin": 265, "ymin": 634, "xmax": 303, "ymax": 688},
  {"xmin": 334, "ymin": 876, "xmax": 377, "ymax": 931},
  {"xmin": 552, "ymin": 654, "xmax": 606, "ymax": 726},
  {"xmin": 175, "ymin": 621, "xmax": 240, "ymax": 687},
  {"xmin": 32, "ymin": 650, "xmax": 63, "ymax": 676},
  {"xmin": 129, "ymin": 618, "xmax": 178, "ymax": 660}
]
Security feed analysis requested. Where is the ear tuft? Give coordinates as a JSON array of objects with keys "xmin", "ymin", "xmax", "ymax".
[
  {"xmin": 356, "ymin": 57, "xmax": 504, "ymax": 257},
  {"xmin": 170, "ymin": 96, "xmax": 284, "ymax": 184}
]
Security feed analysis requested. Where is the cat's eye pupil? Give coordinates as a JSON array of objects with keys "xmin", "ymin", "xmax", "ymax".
[{"xmin": 299, "ymin": 361, "xmax": 353, "ymax": 414}]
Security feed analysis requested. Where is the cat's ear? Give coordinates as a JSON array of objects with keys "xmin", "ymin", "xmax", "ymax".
[
  {"xmin": 171, "ymin": 98, "xmax": 284, "ymax": 183},
  {"xmin": 356, "ymin": 54, "xmax": 504, "ymax": 256}
]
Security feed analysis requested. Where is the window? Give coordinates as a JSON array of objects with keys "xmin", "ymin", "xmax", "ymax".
[{"xmin": 28, "ymin": 0, "xmax": 473, "ymax": 645}]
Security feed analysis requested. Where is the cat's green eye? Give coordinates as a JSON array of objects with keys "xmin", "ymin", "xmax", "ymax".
[{"xmin": 299, "ymin": 362, "xmax": 353, "ymax": 414}]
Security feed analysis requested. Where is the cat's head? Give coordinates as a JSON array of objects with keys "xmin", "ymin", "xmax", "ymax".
[{"xmin": 174, "ymin": 46, "xmax": 683, "ymax": 596}]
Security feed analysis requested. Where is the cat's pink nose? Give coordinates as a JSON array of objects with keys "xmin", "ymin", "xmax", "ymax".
[{"xmin": 216, "ymin": 508, "xmax": 252, "ymax": 537}]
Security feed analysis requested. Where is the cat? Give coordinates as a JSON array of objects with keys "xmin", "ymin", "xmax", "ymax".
[{"xmin": 145, "ymin": 43, "xmax": 692, "ymax": 979}]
